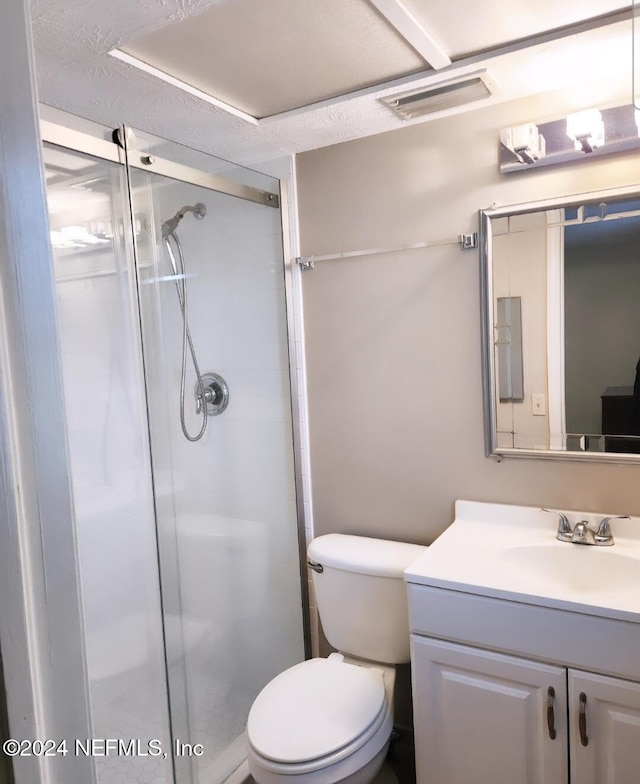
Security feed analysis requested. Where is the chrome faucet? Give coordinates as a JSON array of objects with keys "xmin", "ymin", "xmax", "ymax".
[
  {"xmin": 541, "ymin": 509, "xmax": 629, "ymax": 546},
  {"xmin": 571, "ymin": 521, "xmax": 596, "ymax": 545}
]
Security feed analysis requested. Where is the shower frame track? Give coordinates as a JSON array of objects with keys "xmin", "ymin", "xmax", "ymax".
[{"xmin": 40, "ymin": 120, "xmax": 280, "ymax": 208}]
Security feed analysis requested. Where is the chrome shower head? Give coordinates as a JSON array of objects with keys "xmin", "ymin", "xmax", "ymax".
[{"xmin": 161, "ymin": 202, "xmax": 206, "ymax": 238}]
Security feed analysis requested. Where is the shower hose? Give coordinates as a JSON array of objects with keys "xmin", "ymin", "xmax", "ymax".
[{"xmin": 162, "ymin": 231, "xmax": 208, "ymax": 442}]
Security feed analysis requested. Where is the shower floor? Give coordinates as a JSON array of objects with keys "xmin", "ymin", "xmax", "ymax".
[
  {"xmin": 94, "ymin": 667, "xmax": 253, "ymax": 784},
  {"xmin": 183, "ymin": 669, "xmax": 255, "ymax": 783},
  {"xmin": 94, "ymin": 677, "xmax": 170, "ymax": 784}
]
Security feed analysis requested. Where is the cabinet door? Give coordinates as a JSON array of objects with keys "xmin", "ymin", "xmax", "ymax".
[
  {"xmin": 569, "ymin": 669, "xmax": 640, "ymax": 784},
  {"xmin": 411, "ymin": 636, "xmax": 567, "ymax": 784}
]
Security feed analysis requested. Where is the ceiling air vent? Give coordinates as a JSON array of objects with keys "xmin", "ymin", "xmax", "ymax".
[{"xmin": 381, "ymin": 72, "xmax": 494, "ymax": 120}]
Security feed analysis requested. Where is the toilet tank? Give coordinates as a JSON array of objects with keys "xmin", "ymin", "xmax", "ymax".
[{"xmin": 307, "ymin": 534, "xmax": 426, "ymax": 664}]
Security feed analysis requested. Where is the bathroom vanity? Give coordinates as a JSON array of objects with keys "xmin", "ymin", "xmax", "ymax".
[{"xmin": 404, "ymin": 501, "xmax": 640, "ymax": 784}]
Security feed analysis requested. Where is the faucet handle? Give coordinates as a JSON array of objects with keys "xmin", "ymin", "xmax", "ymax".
[
  {"xmin": 595, "ymin": 515, "xmax": 629, "ymax": 544},
  {"xmin": 542, "ymin": 508, "xmax": 573, "ymax": 541}
]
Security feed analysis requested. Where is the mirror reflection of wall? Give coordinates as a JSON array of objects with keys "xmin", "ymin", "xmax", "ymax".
[
  {"xmin": 564, "ymin": 204, "xmax": 640, "ymax": 451},
  {"xmin": 491, "ymin": 212, "xmax": 552, "ymax": 451}
]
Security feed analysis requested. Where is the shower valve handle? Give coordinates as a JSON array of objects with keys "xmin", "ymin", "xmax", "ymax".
[{"xmin": 195, "ymin": 385, "xmax": 217, "ymax": 414}]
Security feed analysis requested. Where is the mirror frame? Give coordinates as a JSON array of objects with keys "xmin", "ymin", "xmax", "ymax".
[{"xmin": 479, "ymin": 184, "xmax": 640, "ymax": 464}]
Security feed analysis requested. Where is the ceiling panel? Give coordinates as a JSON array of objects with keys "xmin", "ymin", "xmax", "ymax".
[
  {"xmin": 32, "ymin": 0, "xmax": 633, "ymax": 163},
  {"xmin": 120, "ymin": 0, "xmax": 429, "ymax": 119},
  {"xmin": 403, "ymin": 0, "xmax": 630, "ymax": 58}
]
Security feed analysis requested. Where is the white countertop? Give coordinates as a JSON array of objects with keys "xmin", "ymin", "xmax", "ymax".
[{"xmin": 404, "ymin": 500, "xmax": 640, "ymax": 623}]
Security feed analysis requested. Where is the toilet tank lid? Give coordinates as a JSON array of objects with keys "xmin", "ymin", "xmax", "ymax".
[{"xmin": 307, "ymin": 534, "xmax": 426, "ymax": 578}]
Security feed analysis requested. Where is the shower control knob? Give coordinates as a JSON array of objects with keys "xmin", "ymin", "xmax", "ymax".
[{"xmin": 194, "ymin": 373, "xmax": 230, "ymax": 417}]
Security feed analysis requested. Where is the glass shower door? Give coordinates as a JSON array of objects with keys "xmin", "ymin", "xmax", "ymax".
[
  {"xmin": 124, "ymin": 129, "xmax": 305, "ymax": 784},
  {"xmin": 43, "ymin": 142, "xmax": 174, "ymax": 784}
]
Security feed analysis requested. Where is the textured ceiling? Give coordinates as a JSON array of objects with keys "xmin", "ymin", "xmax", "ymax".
[
  {"xmin": 30, "ymin": 0, "xmax": 635, "ymax": 166},
  {"xmin": 121, "ymin": 0, "xmax": 428, "ymax": 118}
]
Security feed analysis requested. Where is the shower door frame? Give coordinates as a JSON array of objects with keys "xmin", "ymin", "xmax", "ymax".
[
  {"xmin": 37, "ymin": 115, "xmax": 312, "ymax": 777},
  {"xmin": 39, "ymin": 116, "xmax": 312, "ymax": 660}
]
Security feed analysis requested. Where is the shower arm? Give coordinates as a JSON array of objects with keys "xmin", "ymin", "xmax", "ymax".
[{"xmin": 161, "ymin": 203, "xmax": 206, "ymax": 238}]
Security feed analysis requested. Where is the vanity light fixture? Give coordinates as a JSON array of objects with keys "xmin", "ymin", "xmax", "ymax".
[
  {"xmin": 499, "ymin": 123, "xmax": 546, "ymax": 164},
  {"xmin": 499, "ymin": 103, "xmax": 638, "ymax": 174},
  {"xmin": 566, "ymin": 109, "xmax": 605, "ymax": 153}
]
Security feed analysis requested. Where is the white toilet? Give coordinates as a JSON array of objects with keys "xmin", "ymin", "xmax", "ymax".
[{"xmin": 247, "ymin": 533, "xmax": 426, "ymax": 784}]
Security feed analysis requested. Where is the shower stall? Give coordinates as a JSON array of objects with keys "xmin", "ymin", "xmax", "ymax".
[{"xmin": 41, "ymin": 119, "xmax": 306, "ymax": 784}]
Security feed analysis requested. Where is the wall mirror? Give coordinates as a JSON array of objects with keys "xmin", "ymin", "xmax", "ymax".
[{"xmin": 480, "ymin": 186, "xmax": 640, "ymax": 463}]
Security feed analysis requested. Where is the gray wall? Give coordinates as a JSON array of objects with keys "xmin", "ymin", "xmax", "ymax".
[{"xmin": 297, "ymin": 82, "xmax": 640, "ymax": 546}]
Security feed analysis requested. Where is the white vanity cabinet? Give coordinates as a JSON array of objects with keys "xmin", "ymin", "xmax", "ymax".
[
  {"xmin": 403, "ymin": 500, "xmax": 640, "ymax": 784},
  {"xmin": 411, "ymin": 635, "xmax": 640, "ymax": 784},
  {"xmin": 411, "ymin": 637, "xmax": 567, "ymax": 784},
  {"xmin": 568, "ymin": 670, "xmax": 640, "ymax": 784}
]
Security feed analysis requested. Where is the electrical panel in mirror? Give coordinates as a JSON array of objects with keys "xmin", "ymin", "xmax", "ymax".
[{"xmin": 480, "ymin": 186, "xmax": 640, "ymax": 463}]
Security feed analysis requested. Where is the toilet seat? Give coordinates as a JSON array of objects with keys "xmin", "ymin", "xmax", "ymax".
[{"xmin": 247, "ymin": 656, "xmax": 392, "ymax": 777}]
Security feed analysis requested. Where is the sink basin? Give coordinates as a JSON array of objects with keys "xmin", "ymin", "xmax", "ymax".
[
  {"xmin": 404, "ymin": 500, "xmax": 640, "ymax": 621},
  {"xmin": 499, "ymin": 543, "xmax": 640, "ymax": 594}
]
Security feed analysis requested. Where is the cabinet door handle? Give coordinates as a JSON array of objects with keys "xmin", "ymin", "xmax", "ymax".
[
  {"xmin": 546, "ymin": 686, "xmax": 557, "ymax": 740},
  {"xmin": 579, "ymin": 692, "xmax": 589, "ymax": 747}
]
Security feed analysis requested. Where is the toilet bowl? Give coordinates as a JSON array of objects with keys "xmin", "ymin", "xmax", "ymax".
[
  {"xmin": 247, "ymin": 654, "xmax": 396, "ymax": 784},
  {"xmin": 247, "ymin": 534, "xmax": 426, "ymax": 784}
]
